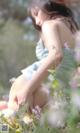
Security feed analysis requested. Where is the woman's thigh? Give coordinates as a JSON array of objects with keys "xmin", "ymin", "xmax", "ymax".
[
  {"xmin": 28, "ymin": 84, "xmax": 50, "ymax": 109},
  {"xmin": 9, "ymin": 75, "xmax": 30, "ymax": 100},
  {"xmin": 9, "ymin": 75, "xmax": 50, "ymax": 110}
]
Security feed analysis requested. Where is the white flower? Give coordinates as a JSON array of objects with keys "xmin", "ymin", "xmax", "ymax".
[
  {"xmin": 23, "ymin": 115, "xmax": 33, "ymax": 125},
  {"xmin": 2, "ymin": 109, "xmax": 15, "ymax": 118},
  {"xmin": 72, "ymin": 92, "xmax": 80, "ymax": 111},
  {"xmin": 47, "ymin": 109, "xmax": 66, "ymax": 128}
]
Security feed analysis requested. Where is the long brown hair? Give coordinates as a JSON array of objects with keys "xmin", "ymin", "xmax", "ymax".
[{"xmin": 28, "ymin": 0, "xmax": 79, "ymax": 32}]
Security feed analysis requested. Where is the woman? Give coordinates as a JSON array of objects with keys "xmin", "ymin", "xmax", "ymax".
[{"xmin": 7, "ymin": 0, "xmax": 79, "ymax": 112}]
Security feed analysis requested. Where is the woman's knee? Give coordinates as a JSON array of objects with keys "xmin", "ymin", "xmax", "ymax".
[
  {"xmin": 33, "ymin": 84, "xmax": 50, "ymax": 108},
  {"xmin": 9, "ymin": 75, "xmax": 29, "ymax": 98}
]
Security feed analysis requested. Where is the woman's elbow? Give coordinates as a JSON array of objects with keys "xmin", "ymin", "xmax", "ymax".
[
  {"xmin": 53, "ymin": 52, "xmax": 63, "ymax": 67},
  {"xmin": 48, "ymin": 51, "xmax": 63, "ymax": 68},
  {"xmin": 57, "ymin": 52, "xmax": 63, "ymax": 62}
]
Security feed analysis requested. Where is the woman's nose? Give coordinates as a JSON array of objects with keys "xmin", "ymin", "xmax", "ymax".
[{"xmin": 36, "ymin": 19, "xmax": 41, "ymax": 26}]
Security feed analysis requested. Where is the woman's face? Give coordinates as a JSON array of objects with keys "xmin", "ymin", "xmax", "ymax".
[{"xmin": 31, "ymin": 7, "xmax": 49, "ymax": 27}]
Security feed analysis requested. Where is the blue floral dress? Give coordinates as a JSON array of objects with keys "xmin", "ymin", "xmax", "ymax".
[{"xmin": 21, "ymin": 38, "xmax": 77, "ymax": 88}]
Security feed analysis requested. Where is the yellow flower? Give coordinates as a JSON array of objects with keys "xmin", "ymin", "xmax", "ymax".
[{"xmin": 16, "ymin": 129, "xmax": 21, "ymax": 133}]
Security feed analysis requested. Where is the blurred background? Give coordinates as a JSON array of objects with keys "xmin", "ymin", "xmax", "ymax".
[{"xmin": 0, "ymin": 0, "xmax": 80, "ymax": 96}]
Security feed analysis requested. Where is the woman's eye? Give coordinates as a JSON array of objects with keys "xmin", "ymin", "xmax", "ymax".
[
  {"xmin": 34, "ymin": 9, "xmax": 38, "ymax": 16},
  {"xmin": 34, "ymin": 11, "xmax": 38, "ymax": 16}
]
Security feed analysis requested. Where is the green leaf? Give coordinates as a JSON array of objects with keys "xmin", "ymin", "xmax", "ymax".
[
  {"xmin": 52, "ymin": 79, "xmax": 59, "ymax": 89},
  {"xmin": 48, "ymin": 69, "xmax": 55, "ymax": 75}
]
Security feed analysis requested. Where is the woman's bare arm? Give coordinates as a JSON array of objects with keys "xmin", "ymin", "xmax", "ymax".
[{"xmin": 23, "ymin": 21, "xmax": 63, "ymax": 96}]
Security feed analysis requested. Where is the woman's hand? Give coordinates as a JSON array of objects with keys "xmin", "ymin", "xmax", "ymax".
[
  {"xmin": 16, "ymin": 87, "xmax": 28, "ymax": 105},
  {"xmin": 8, "ymin": 90, "xmax": 27, "ymax": 110},
  {"xmin": 8, "ymin": 75, "xmax": 30, "ymax": 110}
]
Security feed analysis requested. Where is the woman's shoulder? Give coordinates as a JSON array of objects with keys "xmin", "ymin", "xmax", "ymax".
[
  {"xmin": 42, "ymin": 16, "xmax": 76, "ymax": 28},
  {"xmin": 42, "ymin": 18, "xmax": 74, "ymax": 39},
  {"xmin": 42, "ymin": 19, "xmax": 62, "ymax": 28},
  {"xmin": 41, "ymin": 19, "xmax": 63, "ymax": 37},
  {"xmin": 42, "ymin": 18, "xmax": 75, "ymax": 49},
  {"xmin": 42, "ymin": 18, "xmax": 70, "ymax": 32}
]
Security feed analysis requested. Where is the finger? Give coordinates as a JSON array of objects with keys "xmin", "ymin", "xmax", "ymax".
[
  {"xmin": 8, "ymin": 97, "xmax": 19, "ymax": 110},
  {"xmin": 14, "ymin": 96, "xmax": 18, "ymax": 104},
  {"xmin": 18, "ymin": 96, "xmax": 26, "ymax": 105}
]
